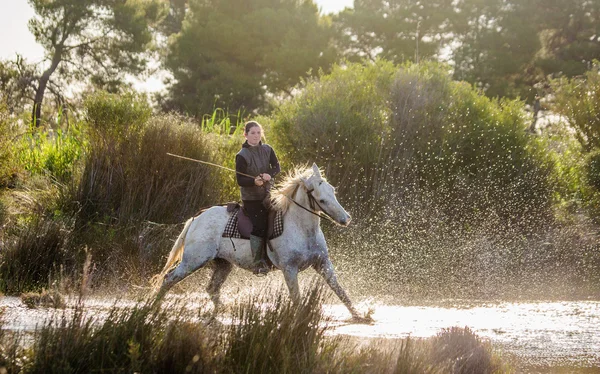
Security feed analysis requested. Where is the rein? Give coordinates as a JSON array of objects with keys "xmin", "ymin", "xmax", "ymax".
[{"xmin": 286, "ymin": 184, "xmax": 338, "ymax": 224}]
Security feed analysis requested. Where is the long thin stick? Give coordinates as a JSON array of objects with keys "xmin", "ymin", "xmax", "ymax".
[{"xmin": 166, "ymin": 152, "xmax": 257, "ymax": 179}]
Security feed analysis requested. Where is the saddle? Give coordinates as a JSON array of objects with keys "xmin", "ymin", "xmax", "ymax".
[{"xmin": 222, "ymin": 202, "xmax": 283, "ymax": 240}]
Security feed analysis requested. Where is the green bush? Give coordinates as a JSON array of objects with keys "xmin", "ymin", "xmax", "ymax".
[
  {"xmin": 271, "ymin": 60, "xmax": 396, "ymax": 199},
  {"xmin": 389, "ymin": 63, "xmax": 555, "ymax": 227},
  {"xmin": 273, "ymin": 61, "xmax": 555, "ymax": 228},
  {"xmin": 84, "ymin": 90, "xmax": 152, "ymax": 140}
]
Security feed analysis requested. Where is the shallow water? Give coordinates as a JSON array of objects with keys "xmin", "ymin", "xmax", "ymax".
[
  {"xmin": 325, "ymin": 301, "xmax": 600, "ymax": 369},
  {"xmin": 2, "ymin": 296, "xmax": 599, "ymax": 370}
]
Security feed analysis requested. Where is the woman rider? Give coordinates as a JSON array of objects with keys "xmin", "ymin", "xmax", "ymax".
[{"xmin": 235, "ymin": 121, "xmax": 280, "ymax": 275}]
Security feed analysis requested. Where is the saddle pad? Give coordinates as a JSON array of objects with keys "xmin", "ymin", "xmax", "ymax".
[{"xmin": 222, "ymin": 208, "xmax": 283, "ymax": 240}]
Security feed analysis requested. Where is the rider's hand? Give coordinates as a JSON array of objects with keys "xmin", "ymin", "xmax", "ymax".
[
  {"xmin": 254, "ymin": 176, "xmax": 264, "ymax": 186},
  {"xmin": 261, "ymin": 173, "xmax": 272, "ymax": 182}
]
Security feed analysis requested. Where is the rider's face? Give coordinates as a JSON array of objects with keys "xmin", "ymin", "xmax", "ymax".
[{"xmin": 245, "ymin": 126, "xmax": 262, "ymax": 146}]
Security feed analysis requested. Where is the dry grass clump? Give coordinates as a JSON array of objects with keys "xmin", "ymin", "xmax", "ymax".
[
  {"xmin": 20, "ymin": 289, "xmax": 66, "ymax": 309},
  {"xmin": 0, "ymin": 215, "xmax": 73, "ymax": 295}
]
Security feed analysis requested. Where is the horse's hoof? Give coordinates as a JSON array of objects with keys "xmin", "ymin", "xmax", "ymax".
[
  {"xmin": 351, "ymin": 315, "xmax": 374, "ymax": 324},
  {"xmin": 253, "ymin": 270, "xmax": 269, "ymax": 277}
]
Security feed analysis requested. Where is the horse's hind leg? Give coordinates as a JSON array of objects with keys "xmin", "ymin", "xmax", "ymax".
[
  {"xmin": 206, "ymin": 258, "xmax": 233, "ymax": 312},
  {"xmin": 313, "ymin": 257, "xmax": 361, "ymax": 320},
  {"xmin": 157, "ymin": 243, "xmax": 217, "ymax": 299}
]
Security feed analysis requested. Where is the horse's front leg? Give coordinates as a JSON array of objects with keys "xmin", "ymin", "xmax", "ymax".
[
  {"xmin": 313, "ymin": 257, "xmax": 362, "ymax": 320},
  {"xmin": 282, "ymin": 265, "xmax": 300, "ymax": 304}
]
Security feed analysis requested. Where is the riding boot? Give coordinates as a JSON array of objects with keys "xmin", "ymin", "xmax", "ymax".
[{"xmin": 250, "ymin": 235, "xmax": 269, "ymax": 276}]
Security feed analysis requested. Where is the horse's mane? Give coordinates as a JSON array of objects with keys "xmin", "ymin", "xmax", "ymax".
[{"xmin": 271, "ymin": 165, "xmax": 322, "ymax": 214}]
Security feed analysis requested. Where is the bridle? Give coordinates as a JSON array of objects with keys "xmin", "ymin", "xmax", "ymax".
[{"xmin": 287, "ymin": 184, "xmax": 339, "ymax": 224}]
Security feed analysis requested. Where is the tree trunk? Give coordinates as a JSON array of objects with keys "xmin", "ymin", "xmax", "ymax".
[{"xmin": 32, "ymin": 47, "xmax": 62, "ymax": 127}]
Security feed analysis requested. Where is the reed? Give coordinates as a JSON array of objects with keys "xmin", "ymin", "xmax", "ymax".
[{"xmin": 0, "ymin": 285, "xmax": 512, "ymax": 373}]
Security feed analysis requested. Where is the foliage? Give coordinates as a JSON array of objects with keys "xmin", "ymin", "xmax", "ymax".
[
  {"xmin": 586, "ymin": 150, "xmax": 600, "ymax": 191},
  {"xmin": 534, "ymin": 0, "xmax": 600, "ymax": 78},
  {"xmin": 273, "ymin": 61, "xmax": 554, "ymax": 228},
  {"xmin": 27, "ymin": 0, "xmax": 166, "ymax": 125},
  {"xmin": 0, "ymin": 103, "xmax": 20, "ymax": 188},
  {"xmin": 271, "ymin": 59, "xmax": 396, "ymax": 202},
  {"xmin": 450, "ymin": 0, "xmax": 541, "ymax": 101},
  {"xmin": 390, "ymin": 62, "xmax": 555, "ymax": 227},
  {"xmin": 551, "ymin": 64, "xmax": 600, "ymax": 152},
  {"xmin": 222, "ymin": 285, "xmax": 335, "ymax": 373},
  {"xmin": 22, "ymin": 302, "xmax": 215, "ymax": 373},
  {"xmin": 0, "ymin": 56, "xmax": 37, "ymax": 115},
  {"xmin": 160, "ymin": 0, "xmax": 337, "ymax": 117},
  {"xmin": 333, "ymin": 0, "xmax": 454, "ymax": 64},
  {"xmin": 16, "ymin": 123, "xmax": 85, "ymax": 184}
]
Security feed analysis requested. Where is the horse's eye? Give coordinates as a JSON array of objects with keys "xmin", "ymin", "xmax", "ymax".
[{"xmin": 319, "ymin": 199, "xmax": 326, "ymax": 204}]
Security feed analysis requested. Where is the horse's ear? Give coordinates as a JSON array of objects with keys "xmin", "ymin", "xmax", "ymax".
[{"xmin": 312, "ymin": 163, "xmax": 322, "ymax": 179}]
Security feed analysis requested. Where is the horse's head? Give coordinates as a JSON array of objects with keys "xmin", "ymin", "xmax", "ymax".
[{"xmin": 302, "ymin": 163, "xmax": 352, "ymax": 227}]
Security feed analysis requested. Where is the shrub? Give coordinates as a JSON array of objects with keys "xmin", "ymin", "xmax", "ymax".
[
  {"xmin": 430, "ymin": 327, "xmax": 505, "ymax": 373},
  {"xmin": 273, "ymin": 61, "xmax": 555, "ymax": 229},
  {"xmin": 221, "ymin": 285, "xmax": 337, "ymax": 373},
  {"xmin": 388, "ymin": 62, "xmax": 555, "ymax": 228},
  {"xmin": 271, "ymin": 60, "xmax": 396, "ymax": 200},
  {"xmin": 23, "ymin": 302, "xmax": 215, "ymax": 374}
]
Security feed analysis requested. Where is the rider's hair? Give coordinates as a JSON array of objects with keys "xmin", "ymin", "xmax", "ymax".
[{"xmin": 244, "ymin": 121, "xmax": 262, "ymax": 135}]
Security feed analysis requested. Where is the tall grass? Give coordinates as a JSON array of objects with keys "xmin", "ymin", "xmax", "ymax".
[
  {"xmin": 222, "ymin": 285, "xmax": 336, "ymax": 374},
  {"xmin": 0, "ymin": 215, "xmax": 74, "ymax": 295},
  {"xmin": 0, "ymin": 287, "xmax": 510, "ymax": 373},
  {"xmin": 78, "ymin": 93, "xmax": 217, "ymax": 225}
]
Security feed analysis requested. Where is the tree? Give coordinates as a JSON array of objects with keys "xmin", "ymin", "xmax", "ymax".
[
  {"xmin": 551, "ymin": 63, "xmax": 600, "ymax": 152},
  {"xmin": 450, "ymin": 0, "xmax": 541, "ymax": 100},
  {"xmin": 332, "ymin": 0, "xmax": 455, "ymax": 64},
  {"xmin": 28, "ymin": 0, "xmax": 165, "ymax": 126},
  {"xmin": 534, "ymin": 0, "xmax": 600, "ymax": 78},
  {"xmin": 0, "ymin": 56, "xmax": 38, "ymax": 115},
  {"xmin": 160, "ymin": 0, "xmax": 337, "ymax": 117},
  {"xmin": 450, "ymin": 0, "xmax": 600, "ymax": 101}
]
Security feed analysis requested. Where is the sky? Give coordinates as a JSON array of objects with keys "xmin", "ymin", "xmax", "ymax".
[{"xmin": 0, "ymin": 0, "xmax": 354, "ymax": 63}]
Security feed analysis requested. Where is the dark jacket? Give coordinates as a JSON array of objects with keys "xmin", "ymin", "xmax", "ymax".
[{"xmin": 236, "ymin": 141, "xmax": 280, "ymax": 201}]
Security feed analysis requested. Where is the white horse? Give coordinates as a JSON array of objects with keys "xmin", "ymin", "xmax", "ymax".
[{"xmin": 152, "ymin": 163, "xmax": 364, "ymax": 320}]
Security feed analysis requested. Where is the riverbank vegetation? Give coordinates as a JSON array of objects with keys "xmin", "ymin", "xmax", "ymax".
[
  {"xmin": 0, "ymin": 286, "xmax": 510, "ymax": 373},
  {"xmin": 1, "ymin": 0, "xmax": 599, "ymax": 302},
  {"xmin": 1, "ymin": 59, "xmax": 599, "ymax": 300}
]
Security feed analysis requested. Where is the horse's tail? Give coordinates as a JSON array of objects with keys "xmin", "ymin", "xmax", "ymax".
[{"xmin": 151, "ymin": 217, "xmax": 194, "ymax": 290}]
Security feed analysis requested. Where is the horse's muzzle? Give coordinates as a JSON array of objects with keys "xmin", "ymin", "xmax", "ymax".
[{"xmin": 339, "ymin": 215, "xmax": 351, "ymax": 227}]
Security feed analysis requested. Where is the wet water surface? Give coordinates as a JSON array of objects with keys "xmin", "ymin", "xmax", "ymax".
[{"xmin": 2, "ymin": 297, "xmax": 599, "ymax": 370}]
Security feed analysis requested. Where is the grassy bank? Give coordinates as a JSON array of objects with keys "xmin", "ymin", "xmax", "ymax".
[{"xmin": 0, "ymin": 287, "xmax": 511, "ymax": 373}]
